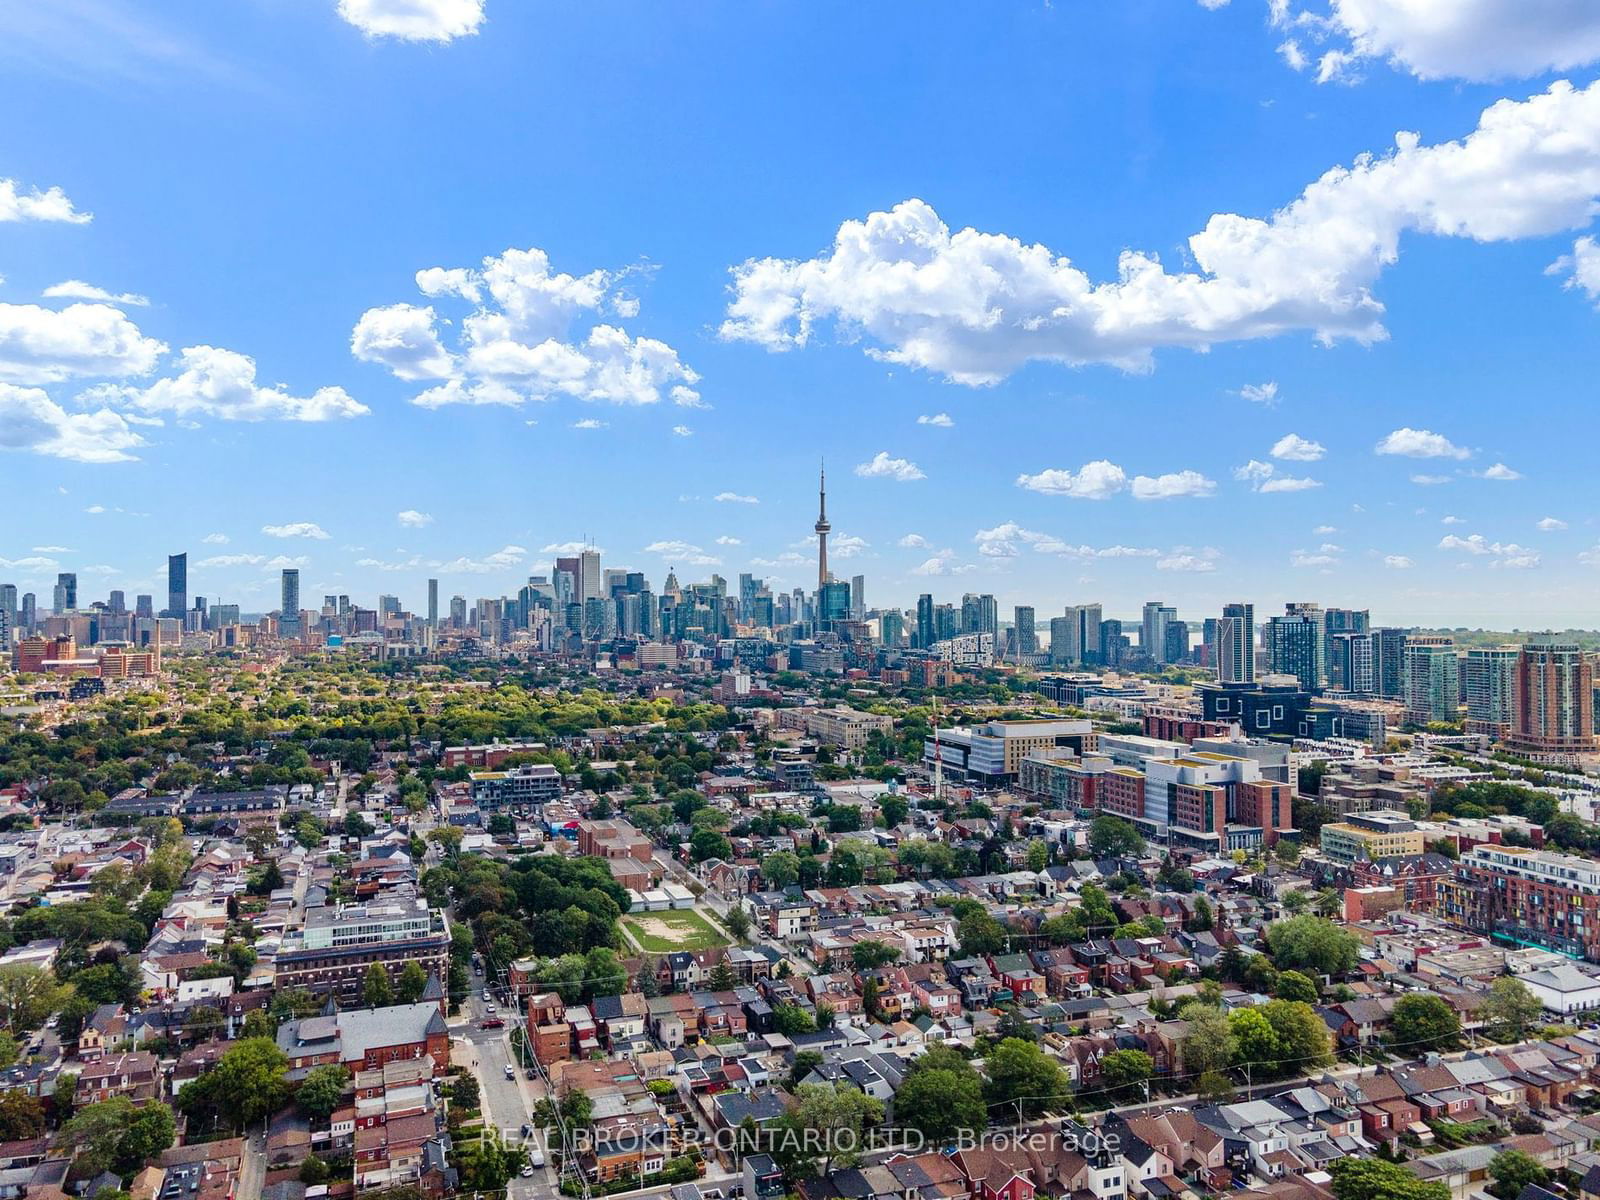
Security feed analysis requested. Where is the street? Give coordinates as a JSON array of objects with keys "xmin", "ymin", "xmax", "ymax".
[{"xmin": 454, "ymin": 984, "xmax": 554, "ymax": 1200}]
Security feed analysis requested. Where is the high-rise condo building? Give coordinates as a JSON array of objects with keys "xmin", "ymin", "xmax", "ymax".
[
  {"xmin": 1057, "ymin": 603, "xmax": 1102, "ymax": 666},
  {"xmin": 54, "ymin": 572, "xmax": 77, "ymax": 614},
  {"xmin": 1404, "ymin": 635, "xmax": 1459, "ymax": 727},
  {"xmin": 280, "ymin": 569, "xmax": 302, "ymax": 639},
  {"xmin": 915, "ymin": 594, "xmax": 935, "ymax": 649},
  {"xmin": 850, "ymin": 574, "xmax": 865, "ymax": 621},
  {"xmin": 1142, "ymin": 601, "xmax": 1177, "ymax": 663},
  {"xmin": 1323, "ymin": 607, "xmax": 1369, "ymax": 686},
  {"xmin": 1013, "ymin": 606, "xmax": 1037, "ymax": 655},
  {"xmin": 1463, "ymin": 646, "xmax": 1519, "ymax": 737},
  {"xmin": 1508, "ymin": 636, "xmax": 1596, "ymax": 759},
  {"xmin": 1267, "ymin": 608, "xmax": 1321, "ymax": 690},
  {"xmin": 165, "ymin": 553, "xmax": 187, "ymax": 618},
  {"xmin": 1217, "ymin": 603, "xmax": 1255, "ymax": 684},
  {"xmin": 1373, "ymin": 627, "xmax": 1409, "ymax": 698},
  {"xmin": 427, "ymin": 578, "xmax": 439, "ymax": 626}
]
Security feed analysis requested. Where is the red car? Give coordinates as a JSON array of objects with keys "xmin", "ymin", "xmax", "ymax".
[{"xmin": 479, "ymin": 1017, "xmax": 505, "ymax": 1030}]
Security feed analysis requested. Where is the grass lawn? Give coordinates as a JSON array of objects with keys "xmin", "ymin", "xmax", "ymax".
[{"xmin": 621, "ymin": 907, "xmax": 730, "ymax": 952}]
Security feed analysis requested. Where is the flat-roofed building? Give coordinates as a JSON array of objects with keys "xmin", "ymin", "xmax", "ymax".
[{"xmin": 1319, "ymin": 810, "xmax": 1425, "ymax": 864}]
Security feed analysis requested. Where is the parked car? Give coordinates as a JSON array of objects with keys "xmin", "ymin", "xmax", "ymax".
[
  {"xmin": 529, "ymin": 1150, "xmax": 546, "ymax": 1169},
  {"xmin": 504, "ymin": 1065, "xmax": 515, "ymax": 1080},
  {"xmin": 480, "ymin": 1017, "xmax": 505, "ymax": 1030}
]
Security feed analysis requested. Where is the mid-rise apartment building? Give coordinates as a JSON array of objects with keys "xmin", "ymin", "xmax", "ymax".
[
  {"xmin": 1318, "ymin": 811, "xmax": 1426, "ymax": 864},
  {"xmin": 1439, "ymin": 843, "xmax": 1600, "ymax": 960},
  {"xmin": 275, "ymin": 896, "xmax": 451, "ymax": 1004}
]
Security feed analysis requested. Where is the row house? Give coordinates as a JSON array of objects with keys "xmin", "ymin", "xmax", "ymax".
[{"xmin": 75, "ymin": 1051, "xmax": 160, "ymax": 1107}]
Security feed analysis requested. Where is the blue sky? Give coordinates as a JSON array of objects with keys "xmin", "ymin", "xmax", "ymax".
[{"xmin": 4, "ymin": 0, "xmax": 1600, "ymax": 626}]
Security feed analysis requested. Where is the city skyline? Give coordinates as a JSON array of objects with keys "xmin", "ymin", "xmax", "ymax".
[{"xmin": 6, "ymin": 5, "xmax": 1600, "ymax": 623}]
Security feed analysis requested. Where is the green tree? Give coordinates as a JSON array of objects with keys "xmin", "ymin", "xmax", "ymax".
[
  {"xmin": 1099, "ymin": 1049, "xmax": 1153, "ymax": 1099},
  {"xmin": 1228, "ymin": 1008, "xmax": 1281, "ymax": 1075},
  {"xmin": 893, "ymin": 1046, "xmax": 986, "ymax": 1143},
  {"xmin": 0, "ymin": 1090, "xmax": 45, "ymax": 1140},
  {"xmin": 957, "ymin": 913, "xmax": 1008, "ymax": 957},
  {"xmin": 177, "ymin": 1037, "xmax": 290, "ymax": 1130},
  {"xmin": 1480, "ymin": 976, "xmax": 1543, "ymax": 1042},
  {"xmin": 0, "ymin": 965, "xmax": 68, "ymax": 1033},
  {"xmin": 851, "ymin": 940, "xmax": 901, "ymax": 971},
  {"xmin": 1486, "ymin": 1148, "xmax": 1548, "ymax": 1199},
  {"xmin": 60, "ymin": 1099, "xmax": 175, "ymax": 1175},
  {"xmin": 299, "ymin": 1156, "xmax": 331, "ymax": 1185},
  {"xmin": 1026, "ymin": 840, "xmax": 1050, "ymax": 872},
  {"xmin": 762, "ymin": 851, "xmax": 800, "ymax": 889},
  {"xmin": 1264, "ymin": 915, "xmax": 1361, "ymax": 977},
  {"xmin": 1088, "ymin": 815, "xmax": 1144, "ymax": 859},
  {"xmin": 1391, "ymin": 994, "xmax": 1460, "ymax": 1052},
  {"xmin": 1260, "ymin": 999, "xmax": 1332, "ymax": 1074},
  {"xmin": 1274, "ymin": 970, "xmax": 1319, "ymax": 1004},
  {"xmin": 773, "ymin": 1005, "xmax": 816, "ymax": 1036},
  {"xmin": 690, "ymin": 829, "xmax": 732, "ymax": 862},
  {"xmin": 777, "ymin": 1083, "xmax": 883, "ymax": 1178},
  {"xmin": 363, "ymin": 962, "xmax": 393, "ymax": 1008},
  {"xmin": 296, "ymin": 1065, "xmax": 350, "ymax": 1120},
  {"xmin": 1178, "ymin": 1001, "xmax": 1235, "ymax": 1076},
  {"xmin": 1328, "ymin": 1158, "xmax": 1449, "ymax": 1200},
  {"xmin": 723, "ymin": 906, "xmax": 752, "ymax": 942},
  {"xmin": 983, "ymin": 1037, "xmax": 1067, "ymax": 1120},
  {"xmin": 395, "ymin": 961, "xmax": 430, "ymax": 1004}
]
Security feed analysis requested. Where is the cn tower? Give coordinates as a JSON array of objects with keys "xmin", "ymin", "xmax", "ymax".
[{"xmin": 815, "ymin": 462, "xmax": 831, "ymax": 590}]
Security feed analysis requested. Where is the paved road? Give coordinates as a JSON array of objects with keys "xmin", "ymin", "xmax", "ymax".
[
  {"xmin": 237, "ymin": 1129, "xmax": 267, "ymax": 1200},
  {"xmin": 455, "ymin": 984, "xmax": 554, "ymax": 1200}
]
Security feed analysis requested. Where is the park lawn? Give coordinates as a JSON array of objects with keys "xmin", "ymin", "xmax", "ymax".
[{"xmin": 622, "ymin": 907, "xmax": 730, "ymax": 952}]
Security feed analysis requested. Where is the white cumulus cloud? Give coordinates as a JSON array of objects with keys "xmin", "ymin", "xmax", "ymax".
[
  {"xmin": 94, "ymin": 345, "xmax": 367, "ymax": 422},
  {"xmin": 337, "ymin": 0, "xmax": 485, "ymax": 42},
  {"xmin": 721, "ymin": 83, "xmax": 1600, "ymax": 384},
  {"xmin": 354, "ymin": 246, "xmax": 700, "ymax": 413},
  {"xmin": 1131, "ymin": 470, "xmax": 1216, "ymax": 501},
  {"xmin": 898, "ymin": 533, "xmax": 931, "ymax": 549},
  {"xmin": 262, "ymin": 522, "xmax": 330, "ymax": 540},
  {"xmin": 1439, "ymin": 532, "xmax": 1540, "ymax": 568},
  {"xmin": 0, "ymin": 382, "xmax": 148, "ymax": 463},
  {"xmin": 1015, "ymin": 460, "xmax": 1128, "ymax": 500},
  {"xmin": 916, "ymin": 412, "xmax": 954, "ymax": 427},
  {"xmin": 42, "ymin": 281, "xmax": 148, "ymax": 307},
  {"xmin": 0, "ymin": 178, "xmax": 90, "ymax": 224},
  {"xmin": 1377, "ymin": 427, "xmax": 1469, "ymax": 459},
  {"xmin": 397, "ymin": 509, "xmax": 434, "ymax": 528},
  {"xmin": 855, "ymin": 451, "xmax": 925, "ymax": 482},
  {"xmin": 202, "ymin": 532, "xmax": 229, "ymax": 544},
  {"xmin": 1537, "ymin": 516, "xmax": 1568, "ymax": 531},
  {"xmin": 1238, "ymin": 381, "xmax": 1280, "ymax": 405},
  {"xmin": 1477, "ymin": 462, "xmax": 1522, "ymax": 480},
  {"xmin": 714, "ymin": 492, "xmax": 759, "ymax": 504},
  {"xmin": 0, "ymin": 302, "xmax": 166, "ymax": 384},
  {"xmin": 1157, "ymin": 549, "xmax": 1219, "ymax": 572},
  {"xmin": 1549, "ymin": 235, "xmax": 1600, "ymax": 303},
  {"xmin": 644, "ymin": 540, "xmax": 721, "ymax": 567},
  {"xmin": 1271, "ymin": 0, "xmax": 1600, "ymax": 84},
  {"xmin": 1271, "ymin": 432, "xmax": 1325, "ymax": 461},
  {"xmin": 1384, "ymin": 555, "xmax": 1415, "ymax": 568},
  {"xmin": 433, "ymin": 544, "xmax": 527, "ymax": 574}
]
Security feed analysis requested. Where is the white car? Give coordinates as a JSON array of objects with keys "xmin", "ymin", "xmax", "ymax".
[
  {"xmin": 482, "ymin": 989, "xmax": 491, "ymax": 1002},
  {"xmin": 485, "ymin": 1003, "xmax": 496, "ymax": 1015},
  {"xmin": 504, "ymin": 1065, "xmax": 515, "ymax": 1080}
]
